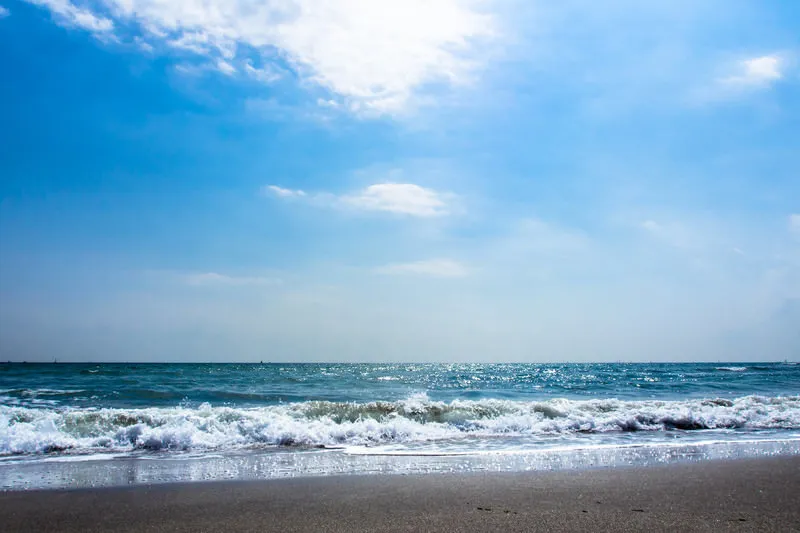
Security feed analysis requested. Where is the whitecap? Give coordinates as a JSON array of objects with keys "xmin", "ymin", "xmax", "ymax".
[{"xmin": 2, "ymin": 394, "xmax": 799, "ymax": 457}]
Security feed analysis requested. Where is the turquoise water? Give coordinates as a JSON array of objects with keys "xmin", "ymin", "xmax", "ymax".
[
  {"xmin": 1, "ymin": 362, "xmax": 799, "ymax": 488},
  {"xmin": 3, "ymin": 362, "xmax": 798, "ymax": 408}
]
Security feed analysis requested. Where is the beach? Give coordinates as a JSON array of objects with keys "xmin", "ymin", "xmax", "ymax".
[
  {"xmin": 2, "ymin": 456, "xmax": 798, "ymax": 532},
  {"xmin": 3, "ymin": 363, "xmax": 799, "ymax": 530}
]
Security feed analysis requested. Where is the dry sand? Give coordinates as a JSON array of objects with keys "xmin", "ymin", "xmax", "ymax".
[{"xmin": 1, "ymin": 456, "xmax": 799, "ymax": 532}]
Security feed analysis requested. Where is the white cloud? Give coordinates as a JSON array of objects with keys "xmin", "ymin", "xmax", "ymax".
[
  {"xmin": 264, "ymin": 185, "xmax": 307, "ymax": 198},
  {"xmin": 266, "ymin": 182, "xmax": 452, "ymax": 217},
  {"xmin": 185, "ymin": 272, "xmax": 282, "ymax": 287},
  {"xmin": 0, "ymin": 6, "xmax": 10, "ymax": 18},
  {"xmin": 24, "ymin": 0, "xmax": 496, "ymax": 115},
  {"xmin": 342, "ymin": 184, "xmax": 449, "ymax": 217},
  {"xmin": 790, "ymin": 214, "xmax": 800, "ymax": 236},
  {"xmin": 27, "ymin": 0, "xmax": 114, "ymax": 33},
  {"xmin": 376, "ymin": 259, "xmax": 468, "ymax": 278},
  {"xmin": 215, "ymin": 59, "xmax": 237, "ymax": 76},
  {"xmin": 721, "ymin": 55, "xmax": 783, "ymax": 87}
]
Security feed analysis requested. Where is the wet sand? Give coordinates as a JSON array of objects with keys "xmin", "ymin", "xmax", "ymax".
[{"xmin": 1, "ymin": 456, "xmax": 799, "ymax": 532}]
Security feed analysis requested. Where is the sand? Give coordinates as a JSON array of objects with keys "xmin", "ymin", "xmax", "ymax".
[{"xmin": 1, "ymin": 456, "xmax": 799, "ymax": 532}]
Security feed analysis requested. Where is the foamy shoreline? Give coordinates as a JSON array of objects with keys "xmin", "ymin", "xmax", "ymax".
[{"xmin": 2, "ymin": 437, "xmax": 799, "ymax": 491}]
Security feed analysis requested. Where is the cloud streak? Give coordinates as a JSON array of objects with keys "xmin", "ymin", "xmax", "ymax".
[
  {"xmin": 265, "ymin": 182, "xmax": 453, "ymax": 217},
  {"xmin": 264, "ymin": 185, "xmax": 307, "ymax": 198}
]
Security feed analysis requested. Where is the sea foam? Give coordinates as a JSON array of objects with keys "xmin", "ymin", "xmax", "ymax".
[{"xmin": 2, "ymin": 394, "xmax": 799, "ymax": 457}]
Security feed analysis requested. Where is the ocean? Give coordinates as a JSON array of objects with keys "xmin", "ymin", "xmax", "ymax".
[{"xmin": 1, "ymin": 362, "xmax": 799, "ymax": 490}]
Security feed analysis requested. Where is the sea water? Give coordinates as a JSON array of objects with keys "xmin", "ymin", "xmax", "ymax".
[{"xmin": 1, "ymin": 362, "xmax": 799, "ymax": 489}]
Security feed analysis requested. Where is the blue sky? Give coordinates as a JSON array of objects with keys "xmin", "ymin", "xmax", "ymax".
[{"xmin": 0, "ymin": 0, "xmax": 798, "ymax": 362}]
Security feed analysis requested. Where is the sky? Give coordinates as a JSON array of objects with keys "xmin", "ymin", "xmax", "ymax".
[{"xmin": 0, "ymin": 0, "xmax": 798, "ymax": 363}]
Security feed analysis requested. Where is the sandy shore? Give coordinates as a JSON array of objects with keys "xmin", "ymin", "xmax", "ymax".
[{"xmin": 1, "ymin": 456, "xmax": 799, "ymax": 532}]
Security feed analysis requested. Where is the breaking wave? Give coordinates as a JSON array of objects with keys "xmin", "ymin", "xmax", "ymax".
[{"xmin": 2, "ymin": 394, "xmax": 799, "ymax": 456}]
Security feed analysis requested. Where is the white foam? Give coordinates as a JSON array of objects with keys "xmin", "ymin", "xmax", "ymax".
[{"xmin": 1, "ymin": 394, "xmax": 799, "ymax": 457}]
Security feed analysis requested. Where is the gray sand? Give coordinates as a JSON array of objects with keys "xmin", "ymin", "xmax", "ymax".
[{"xmin": 1, "ymin": 456, "xmax": 799, "ymax": 532}]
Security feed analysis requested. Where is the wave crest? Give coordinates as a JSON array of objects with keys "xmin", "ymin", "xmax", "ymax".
[{"xmin": 2, "ymin": 394, "xmax": 799, "ymax": 456}]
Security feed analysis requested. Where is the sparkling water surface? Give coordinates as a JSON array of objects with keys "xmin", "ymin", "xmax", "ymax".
[{"xmin": 2, "ymin": 362, "xmax": 798, "ymax": 407}]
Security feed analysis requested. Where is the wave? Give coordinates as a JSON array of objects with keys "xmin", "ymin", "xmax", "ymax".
[
  {"xmin": 2, "ymin": 394, "xmax": 799, "ymax": 456},
  {"xmin": 714, "ymin": 367, "xmax": 748, "ymax": 372}
]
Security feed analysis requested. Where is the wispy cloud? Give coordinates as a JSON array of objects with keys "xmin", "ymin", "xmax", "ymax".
[
  {"xmin": 244, "ymin": 62, "xmax": 282, "ymax": 84},
  {"xmin": 693, "ymin": 54, "xmax": 788, "ymax": 103},
  {"xmin": 341, "ymin": 184, "xmax": 450, "ymax": 217},
  {"xmin": 375, "ymin": 259, "xmax": 468, "ymax": 278},
  {"xmin": 185, "ymin": 272, "xmax": 282, "ymax": 287},
  {"xmin": 24, "ymin": 0, "xmax": 496, "ymax": 115},
  {"xmin": 27, "ymin": 0, "xmax": 113, "ymax": 33},
  {"xmin": 215, "ymin": 59, "xmax": 237, "ymax": 76},
  {"xmin": 265, "ymin": 182, "xmax": 453, "ymax": 217},
  {"xmin": 263, "ymin": 185, "xmax": 306, "ymax": 198},
  {"xmin": 173, "ymin": 59, "xmax": 243, "ymax": 77},
  {"xmin": 720, "ymin": 55, "xmax": 784, "ymax": 87},
  {"xmin": 0, "ymin": 6, "xmax": 10, "ymax": 18}
]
